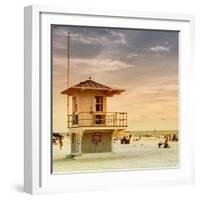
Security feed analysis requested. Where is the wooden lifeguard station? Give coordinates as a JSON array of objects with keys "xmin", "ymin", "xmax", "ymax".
[{"xmin": 61, "ymin": 78, "xmax": 128, "ymax": 155}]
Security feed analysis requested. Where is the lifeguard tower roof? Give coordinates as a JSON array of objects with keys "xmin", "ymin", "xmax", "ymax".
[{"xmin": 61, "ymin": 78, "xmax": 125, "ymax": 97}]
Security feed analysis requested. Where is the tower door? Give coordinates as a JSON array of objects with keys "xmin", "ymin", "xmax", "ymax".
[
  {"xmin": 81, "ymin": 132, "xmax": 111, "ymax": 153},
  {"xmin": 71, "ymin": 133, "xmax": 77, "ymax": 154}
]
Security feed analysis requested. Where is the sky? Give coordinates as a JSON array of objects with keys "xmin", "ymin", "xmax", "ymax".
[{"xmin": 52, "ymin": 25, "xmax": 179, "ymax": 132}]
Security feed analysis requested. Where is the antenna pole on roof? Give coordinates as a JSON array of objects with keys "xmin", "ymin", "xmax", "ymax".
[{"xmin": 67, "ymin": 32, "xmax": 70, "ymax": 117}]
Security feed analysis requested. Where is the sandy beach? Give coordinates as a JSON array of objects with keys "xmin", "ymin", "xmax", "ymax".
[{"xmin": 52, "ymin": 135, "xmax": 179, "ymax": 173}]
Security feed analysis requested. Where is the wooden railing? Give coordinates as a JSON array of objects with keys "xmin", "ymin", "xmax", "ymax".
[{"xmin": 67, "ymin": 112, "xmax": 128, "ymax": 128}]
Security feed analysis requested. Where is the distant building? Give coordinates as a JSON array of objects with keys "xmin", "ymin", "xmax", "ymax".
[{"xmin": 61, "ymin": 77, "xmax": 128, "ymax": 155}]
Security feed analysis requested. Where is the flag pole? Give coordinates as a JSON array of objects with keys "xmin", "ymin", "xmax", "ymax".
[{"xmin": 67, "ymin": 32, "xmax": 70, "ymax": 117}]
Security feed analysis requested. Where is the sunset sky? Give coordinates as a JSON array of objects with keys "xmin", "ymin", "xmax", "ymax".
[{"xmin": 52, "ymin": 25, "xmax": 179, "ymax": 132}]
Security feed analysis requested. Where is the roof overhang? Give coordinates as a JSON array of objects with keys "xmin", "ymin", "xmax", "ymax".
[{"xmin": 61, "ymin": 87, "xmax": 125, "ymax": 96}]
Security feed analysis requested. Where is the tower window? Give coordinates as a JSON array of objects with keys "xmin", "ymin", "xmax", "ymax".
[
  {"xmin": 72, "ymin": 96, "xmax": 77, "ymax": 112},
  {"xmin": 95, "ymin": 96, "xmax": 103, "ymax": 112}
]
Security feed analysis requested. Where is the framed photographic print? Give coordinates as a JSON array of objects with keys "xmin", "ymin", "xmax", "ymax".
[{"xmin": 24, "ymin": 5, "xmax": 195, "ymax": 194}]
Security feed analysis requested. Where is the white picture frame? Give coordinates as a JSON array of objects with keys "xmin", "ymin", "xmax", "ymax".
[{"xmin": 24, "ymin": 5, "xmax": 195, "ymax": 194}]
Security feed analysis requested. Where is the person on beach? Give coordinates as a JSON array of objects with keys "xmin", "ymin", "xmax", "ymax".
[
  {"xmin": 163, "ymin": 138, "xmax": 170, "ymax": 148},
  {"xmin": 59, "ymin": 135, "xmax": 64, "ymax": 150},
  {"xmin": 158, "ymin": 142, "xmax": 163, "ymax": 148},
  {"xmin": 52, "ymin": 133, "xmax": 64, "ymax": 150}
]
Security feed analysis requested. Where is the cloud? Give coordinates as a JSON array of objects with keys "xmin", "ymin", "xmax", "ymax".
[
  {"xmin": 52, "ymin": 25, "xmax": 178, "ymax": 68},
  {"xmin": 52, "ymin": 27, "xmax": 129, "ymax": 61},
  {"xmin": 126, "ymin": 54, "xmax": 139, "ymax": 59},
  {"xmin": 53, "ymin": 56, "xmax": 135, "ymax": 73},
  {"xmin": 71, "ymin": 33, "xmax": 107, "ymax": 45},
  {"xmin": 71, "ymin": 58, "xmax": 135, "ymax": 73},
  {"xmin": 52, "ymin": 26, "xmax": 127, "ymax": 51},
  {"xmin": 70, "ymin": 30, "xmax": 126, "ymax": 45},
  {"xmin": 148, "ymin": 45, "xmax": 170, "ymax": 52}
]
